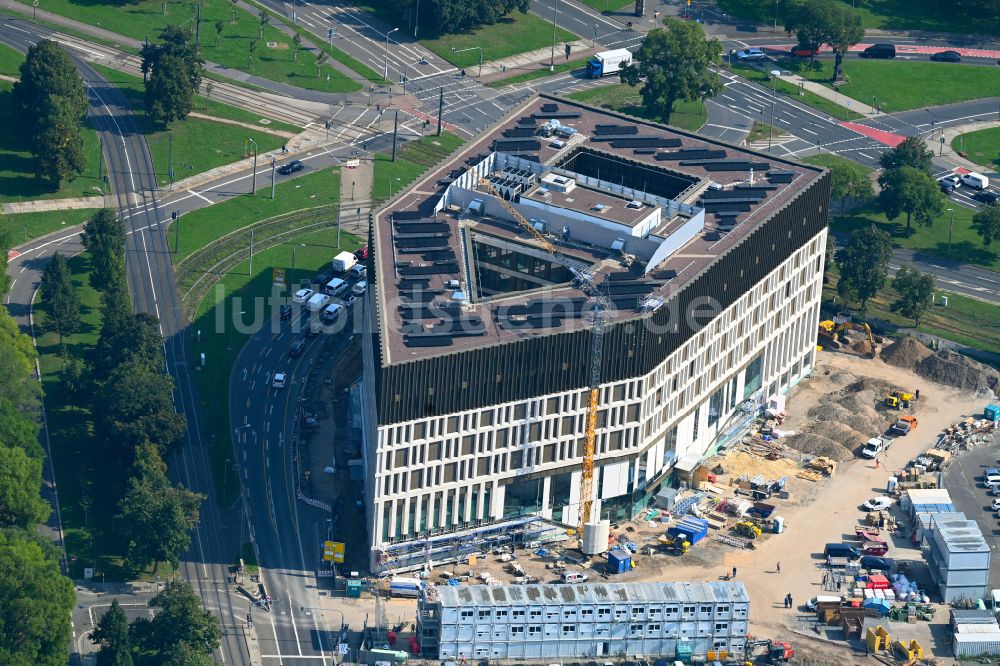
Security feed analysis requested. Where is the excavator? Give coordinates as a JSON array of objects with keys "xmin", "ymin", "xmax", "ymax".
[
  {"xmin": 817, "ymin": 319, "xmax": 876, "ymax": 358},
  {"xmin": 743, "ymin": 638, "xmax": 794, "ymax": 664}
]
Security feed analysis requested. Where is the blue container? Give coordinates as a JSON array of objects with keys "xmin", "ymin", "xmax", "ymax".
[
  {"xmin": 676, "ymin": 641, "xmax": 693, "ymax": 662},
  {"xmin": 673, "ymin": 517, "xmax": 709, "ymax": 545},
  {"xmin": 607, "ymin": 549, "xmax": 631, "ymax": 574},
  {"xmin": 985, "ymin": 404, "xmax": 1000, "ymax": 421}
]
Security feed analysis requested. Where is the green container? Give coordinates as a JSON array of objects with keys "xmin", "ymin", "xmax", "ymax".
[
  {"xmin": 346, "ymin": 580, "xmax": 362, "ymax": 598},
  {"xmin": 675, "ymin": 642, "xmax": 692, "ymax": 662}
]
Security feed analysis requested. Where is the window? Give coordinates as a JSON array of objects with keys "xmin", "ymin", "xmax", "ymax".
[
  {"xmin": 561, "ymin": 625, "xmax": 576, "ymax": 635},
  {"xmin": 581, "ymin": 609, "xmax": 594, "ymax": 617},
  {"xmin": 511, "ymin": 626, "xmax": 524, "ymax": 635},
  {"xmin": 717, "ymin": 605, "xmax": 729, "ymax": 614},
  {"xmin": 700, "ymin": 605, "xmax": 712, "ymax": 614},
  {"xmin": 512, "ymin": 610, "xmax": 526, "ymax": 619},
  {"xmin": 527, "ymin": 626, "xmax": 541, "ymax": 636},
  {"xmin": 715, "ymin": 622, "xmax": 729, "ymax": 632},
  {"xmin": 708, "ymin": 388, "xmax": 723, "ymax": 427},
  {"xmin": 529, "ymin": 609, "xmax": 542, "ymax": 619},
  {"xmin": 598, "ymin": 607, "xmax": 611, "ymax": 618},
  {"xmin": 648, "ymin": 623, "xmax": 661, "ymax": 631},
  {"xmin": 682, "ymin": 605, "xmax": 696, "ymax": 615},
  {"xmin": 478, "ymin": 610, "xmax": 490, "ymax": 620},
  {"xmin": 461, "ymin": 610, "xmax": 474, "ymax": 619},
  {"xmin": 629, "ymin": 624, "xmax": 643, "ymax": 634},
  {"xmin": 496, "ymin": 610, "xmax": 508, "ymax": 619}
]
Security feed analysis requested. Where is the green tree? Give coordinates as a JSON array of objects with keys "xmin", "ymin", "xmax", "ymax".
[
  {"xmin": 248, "ymin": 39, "xmax": 258, "ymax": 70},
  {"xmin": 879, "ymin": 135, "xmax": 934, "ymax": 173},
  {"xmin": 33, "ymin": 97, "xmax": 88, "ymax": 186},
  {"xmin": 619, "ymin": 18, "xmax": 722, "ymax": 125},
  {"xmin": 834, "ymin": 225, "xmax": 892, "ymax": 314},
  {"xmin": 12, "ymin": 40, "xmax": 88, "ymax": 188},
  {"xmin": 39, "ymin": 253, "xmax": 81, "ymax": 346},
  {"xmin": 891, "ymin": 266, "xmax": 935, "ymax": 326},
  {"xmin": 0, "ymin": 444, "xmax": 50, "ymax": 528},
  {"xmin": 96, "ymin": 361, "xmax": 187, "ymax": 457},
  {"xmin": 117, "ymin": 443, "xmax": 202, "ymax": 572},
  {"xmin": 972, "ymin": 204, "xmax": 1000, "ymax": 246},
  {"xmin": 829, "ymin": 161, "xmax": 873, "ymax": 212},
  {"xmin": 419, "ymin": 0, "xmax": 529, "ymax": 35},
  {"xmin": 0, "ymin": 219, "xmax": 12, "ymax": 294},
  {"xmin": 142, "ymin": 26, "xmax": 204, "ymax": 125},
  {"xmin": 784, "ymin": 0, "xmax": 863, "ymax": 80},
  {"xmin": 0, "ymin": 531, "xmax": 75, "ymax": 666},
  {"xmin": 215, "ymin": 20, "xmax": 225, "ymax": 47},
  {"xmin": 130, "ymin": 581, "xmax": 220, "ymax": 662},
  {"xmin": 292, "ymin": 32, "xmax": 302, "ymax": 62},
  {"xmin": 81, "ymin": 208, "xmax": 126, "ymax": 293},
  {"xmin": 315, "ymin": 51, "xmax": 328, "ymax": 79},
  {"xmin": 91, "ymin": 599, "xmax": 134, "ymax": 666},
  {"xmin": 877, "ymin": 166, "xmax": 946, "ymax": 232}
]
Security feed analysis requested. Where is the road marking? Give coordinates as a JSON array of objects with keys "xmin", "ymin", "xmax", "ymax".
[{"xmin": 187, "ymin": 189, "xmax": 214, "ymax": 204}]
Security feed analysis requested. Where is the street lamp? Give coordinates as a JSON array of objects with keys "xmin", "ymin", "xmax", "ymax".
[
  {"xmin": 451, "ymin": 46, "xmax": 483, "ymax": 78},
  {"xmin": 549, "ymin": 0, "xmax": 561, "ymax": 71},
  {"xmin": 947, "ymin": 207, "xmax": 955, "ymax": 259},
  {"xmin": 768, "ymin": 69, "xmax": 781, "ymax": 151},
  {"xmin": 247, "ymin": 137, "xmax": 258, "ymax": 194},
  {"xmin": 383, "ymin": 27, "xmax": 398, "ymax": 81}
]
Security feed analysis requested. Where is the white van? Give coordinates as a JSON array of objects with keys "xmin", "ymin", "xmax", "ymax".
[
  {"xmin": 320, "ymin": 302, "xmax": 345, "ymax": 323},
  {"xmin": 960, "ymin": 172, "xmax": 989, "ymax": 190},
  {"xmin": 352, "ymin": 280, "xmax": 367, "ymax": 296},
  {"xmin": 561, "ymin": 571, "xmax": 588, "ymax": 583},
  {"xmin": 324, "ymin": 277, "xmax": 349, "ymax": 297}
]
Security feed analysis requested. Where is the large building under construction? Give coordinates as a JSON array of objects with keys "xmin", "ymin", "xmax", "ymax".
[{"xmin": 360, "ymin": 94, "xmax": 830, "ymax": 570}]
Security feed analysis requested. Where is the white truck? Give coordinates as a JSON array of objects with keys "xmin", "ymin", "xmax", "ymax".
[
  {"xmin": 305, "ymin": 292, "xmax": 331, "ymax": 312},
  {"xmin": 332, "ymin": 251, "xmax": 357, "ymax": 274},
  {"xmin": 861, "ymin": 437, "xmax": 889, "ymax": 458},
  {"xmin": 586, "ymin": 48, "xmax": 632, "ymax": 78}
]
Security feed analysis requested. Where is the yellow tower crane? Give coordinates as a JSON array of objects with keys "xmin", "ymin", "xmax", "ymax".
[{"xmin": 476, "ymin": 175, "xmax": 605, "ymax": 537}]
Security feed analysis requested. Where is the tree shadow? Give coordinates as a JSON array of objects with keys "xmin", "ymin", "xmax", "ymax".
[{"xmin": 922, "ymin": 240, "xmax": 998, "ymax": 269}]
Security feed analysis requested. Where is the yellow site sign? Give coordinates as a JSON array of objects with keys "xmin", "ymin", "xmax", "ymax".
[
  {"xmin": 323, "ymin": 541, "xmax": 345, "ymax": 563},
  {"xmin": 272, "ymin": 268, "xmax": 286, "ymax": 286}
]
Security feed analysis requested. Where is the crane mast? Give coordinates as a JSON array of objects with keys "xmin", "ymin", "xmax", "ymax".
[{"xmin": 474, "ymin": 175, "xmax": 605, "ymax": 538}]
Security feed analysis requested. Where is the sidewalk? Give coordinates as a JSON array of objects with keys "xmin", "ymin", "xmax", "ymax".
[
  {"xmin": 924, "ymin": 120, "xmax": 1000, "ymax": 174},
  {"xmin": 2, "ymin": 197, "xmax": 107, "ymax": 215},
  {"xmin": 476, "ymin": 40, "xmax": 597, "ymax": 83},
  {"xmin": 338, "ymin": 156, "xmax": 373, "ymax": 237}
]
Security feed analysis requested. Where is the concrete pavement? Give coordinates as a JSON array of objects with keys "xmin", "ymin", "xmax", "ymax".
[{"xmin": 925, "ymin": 120, "xmax": 1000, "ymax": 174}]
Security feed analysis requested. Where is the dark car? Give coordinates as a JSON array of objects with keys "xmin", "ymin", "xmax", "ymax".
[
  {"xmin": 973, "ymin": 191, "xmax": 999, "ymax": 205},
  {"xmin": 311, "ymin": 270, "xmax": 333, "ymax": 285},
  {"xmin": 861, "ymin": 43, "xmax": 896, "ymax": 59},
  {"xmin": 279, "ymin": 304, "xmax": 292, "ymax": 321},
  {"xmin": 824, "ymin": 543, "xmax": 861, "ymax": 560},
  {"xmin": 930, "ymin": 50, "xmax": 961, "ymax": 63},
  {"xmin": 277, "ymin": 160, "xmax": 304, "ymax": 175},
  {"xmin": 860, "ymin": 555, "xmax": 894, "ymax": 571},
  {"xmin": 289, "ymin": 338, "xmax": 306, "ymax": 357}
]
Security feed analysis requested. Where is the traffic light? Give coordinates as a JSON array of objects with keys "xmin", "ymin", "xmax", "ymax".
[{"xmin": 564, "ymin": 43, "xmax": 571, "ymax": 60}]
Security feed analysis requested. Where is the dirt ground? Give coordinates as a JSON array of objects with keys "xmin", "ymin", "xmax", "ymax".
[{"xmin": 434, "ymin": 350, "xmax": 989, "ymax": 662}]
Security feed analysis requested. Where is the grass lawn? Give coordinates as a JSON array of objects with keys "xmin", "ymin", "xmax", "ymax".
[
  {"xmin": 567, "ymin": 84, "xmax": 708, "ymax": 132},
  {"xmin": 952, "ymin": 126, "xmax": 1000, "ymax": 171},
  {"xmin": 802, "ymin": 152, "xmax": 875, "ymax": 175},
  {"xmin": 190, "ymin": 226, "xmax": 360, "ymax": 504},
  {"xmin": 0, "ymin": 41, "xmax": 23, "ymax": 76},
  {"xmin": 35, "ymin": 252, "xmax": 169, "ymax": 581},
  {"xmin": 371, "ymin": 132, "xmax": 464, "ymax": 203},
  {"xmin": 783, "ymin": 59, "xmax": 1000, "ymax": 113},
  {"xmin": 170, "ymin": 167, "xmax": 342, "ymax": 260},
  {"xmin": 19, "ymin": 0, "xmax": 359, "ymax": 92},
  {"xmin": 747, "ymin": 121, "xmax": 784, "ymax": 143},
  {"xmin": 92, "ymin": 65, "xmax": 286, "ymax": 187},
  {"xmin": 822, "ymin": 267, "xmax": 1000, "ymax": 356},
  {"xmin": 726, "ymin": 61, "xmax": 863, "ymax": 121},
  {"xmin": 831, "ymin": 204, "xmax": 1000, "ymax": 272},
  {"xmin": 353, "ymin": 2, "xmax": 578, "ymax": 69},
  {"xmin": 717, "ymin": 0, "xmax": 1000, "ymax": 37},
  {"xmin": 2, "ymin": 208, "xmax": 102, "ymax": 246},
  {"xmin": 576, "ymin": 0, "xmax": 633, "ymax": 11},
  {"xmin": 485, "ymin": 57, "xmax": 590, "ymax": 89},
  {"xmin": 0, "ymin": 82, "xmax": 106, "ymax": 204}
]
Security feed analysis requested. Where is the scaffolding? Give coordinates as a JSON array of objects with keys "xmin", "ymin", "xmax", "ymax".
[{"xmin": 378, "ymin": 516, "xmax": 565, "ymax": 574}]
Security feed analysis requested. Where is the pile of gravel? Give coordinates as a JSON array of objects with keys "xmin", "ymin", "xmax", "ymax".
[{"xmin": 917, "ymin": 349, "xmax": 1000, "ymax": 395}]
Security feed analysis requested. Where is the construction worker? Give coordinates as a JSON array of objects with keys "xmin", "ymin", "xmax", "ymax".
[
  {"xmin": 776, "ymin": 561, "xmax": 781, "ymax": 573},
  {"xmin": 732, "ymin": 566, "xmax": 737, "ymax": 579},
  {"xmin": 875, "ymin": 458, "xmax": 881, "ymax": 470}
]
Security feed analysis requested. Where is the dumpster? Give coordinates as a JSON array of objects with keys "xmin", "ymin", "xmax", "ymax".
[{"xmin": 347, "ymin": 579, "xmax": 363, "ymax": 598}]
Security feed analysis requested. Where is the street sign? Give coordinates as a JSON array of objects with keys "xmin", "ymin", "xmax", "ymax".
[
  {"xmin": 84, "ymin": 567, "xmax": 94, "ymax": 579},
  {"xmin": 338, "ymin": 643, "xmax": 349, "ymax": 655},
  {"xmin": 323, "ymin": 541, "xmax": 346, "ymax": 562},
  {"xmin": 272, "ymin": 268, "xmax": 286, "ymax": 287}
]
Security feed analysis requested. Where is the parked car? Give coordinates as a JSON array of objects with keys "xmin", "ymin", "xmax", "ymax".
[
  {"xmin": 312, "ymin": 270, "xmax": 333, "ymax": 286},
  {"xmin": 961, "ymin": 172, "xmax": 989, "ymax": 190},
  {"xmin": 354, "ymin": 245, "xmax": 369, "ymax": 261},
  {"xmin": 861, "ymin": 437, "xmax": 888, "ymax": 459},
  {"xmin": 789, "ymin": 46, "xmax": 820, "ymax": 58},
  {"xmin": 860, "ymin": 556, "xmax": 894, "ymax": 571},
  {"xmin": 985, "ymin": 467, "xmax": 1000, "ymax": 486},
  {"xmin": 279, "ymin": 304, "xmax": 292, "ymax": 321},
  {"xmin": 289, "ymin": 338, "xmax": 306, "ymax": 357},
  {"xmin": 939, "ymin": 174, "xmax": 961, "ymax": 189},
  {"xmin": 973, "ymin": 191, "xmax": 999, "ymax": 205},
  {"xmin": 930, "ymin": 50, "xmax": 962, "ymax": 63},
  {"xmin": 292, "ymin": 288, "xmax": 314, "ymax": 304},
  {"xmin": 272, "ymin": 372, "xmax": 287, "ymax": 388},
  {"xmin": 991, "ymin": 498, "xmax": 1000, "ymax": 511},
  {"xmin": 277, "ymin": 160, "xmax": 304, "ymax": 175},
  {"xmin": 860, "ymin": 43, "xmax": 896, "ymax": 59},
  {"xmin": 862, "ymin": 497, "xmax": 893, "ymax": 511},
  {"xmin": 736, "ymin": 47, "xmax": 766, "ymax": 61}
]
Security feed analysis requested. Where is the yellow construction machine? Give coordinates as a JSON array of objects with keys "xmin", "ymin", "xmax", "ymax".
[
  {"xmin": 817, "ymin": 319, "xmax": 876, "ymax": 358},
  {"xmin": 885, "ymin": 390, "xmax": 916, "ymax": 409},
  {"xmin": 734, "ymin": 521, "xmax": 762, "ymax": 539}
]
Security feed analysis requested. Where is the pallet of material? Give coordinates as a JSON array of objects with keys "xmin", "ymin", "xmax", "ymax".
[
  {"xmin": 704, "ymin": 515, "xmax": 728, "ymax": 530},
  {"xmin": 697, "ymin": 481, "xmax": 728, "ymax": 495},
  {"xmin": 797, "ymin": 469, "xmax": 824, "ymax": 481}
]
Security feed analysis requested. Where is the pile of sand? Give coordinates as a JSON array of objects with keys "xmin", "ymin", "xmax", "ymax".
[
  {"xmin": 881, "ymin": 336, "xmax": 933, "ymax": 369},
  {"xmin": 917, "ymin": 349, "xmax": 1000, "ymax": 395},
  {"xmin": 784, "ymin": 432, "xmax": 852, "ymax": 461}
]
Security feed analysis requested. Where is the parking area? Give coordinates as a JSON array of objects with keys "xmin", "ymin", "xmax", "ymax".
[{"xmin": 943, "ymin": 445, "xmax": 1000, "ymax": 590}]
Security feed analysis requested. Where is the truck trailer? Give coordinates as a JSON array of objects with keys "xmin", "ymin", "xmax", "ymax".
[{"xmin": 586, "ymin": 48, "xmax": 632, "ymax": 78}]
